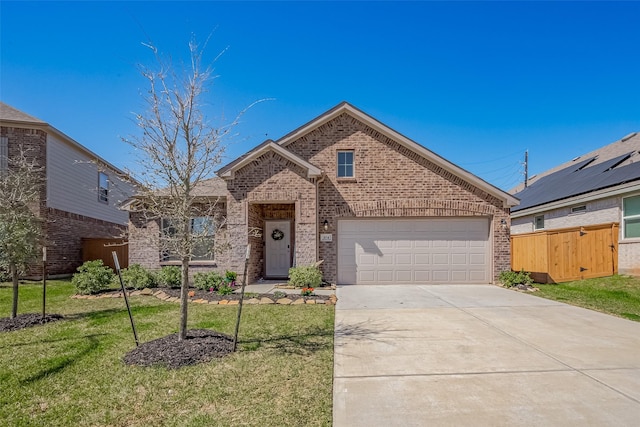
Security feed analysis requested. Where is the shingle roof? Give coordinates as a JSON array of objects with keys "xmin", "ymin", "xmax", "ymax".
[
  {"xmin": 0, "ymin": 102, "xmax": 46, "ymax": 124},
  {"xmin": 512, "ymin": 132, "xmax": 640, "ymax": 212}
]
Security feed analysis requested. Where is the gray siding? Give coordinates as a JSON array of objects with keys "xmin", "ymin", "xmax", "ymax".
[
  {"xmin": 46, "ymin": 134, "xmax": 134, "ymax": 225},
  {"xmin": 511, "ymin": 196, "xmax": 620, "ymax": 234}
]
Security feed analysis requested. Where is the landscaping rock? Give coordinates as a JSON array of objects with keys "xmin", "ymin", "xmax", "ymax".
[
  {"xmin": 227, "ymin": 300, "xmax": 239, "ymax": 305},
  {"xmin": 292, "ymin": 299, "xmax": 305, "ymax": 305},
  {"xmin": 208, "ymin": 300, "xmax": 219, "ymax": 305},
  {"xmin": 140, "ymin": 288, "xmax": 154, "ymax": 296},
  {"xmin": 276, "ymin": 298, "xmax": 292, "ymax": 305},
  {"xmin": 306, "ymin": 299, "xmax": 316, "ymax": 305},
  {"xmin": 260, "ymin": 297, "xmax": 274, "ymax": 304},
  {"xmin": 245, "ymin": 298, "xmax": 260, "ymax": 305},
  {"xmin": 219, "ymin": 300, "xmax": 229, "ymax": 305}
]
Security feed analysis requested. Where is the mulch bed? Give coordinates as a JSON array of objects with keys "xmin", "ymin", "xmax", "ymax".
[
  {"xmin": 161, "ymin": 287, "xmax": 331, "ymax": 302},
  {"xmin": 0, "ymin": 313, "xmax": 64, "ymax": 333},
  {"xmin": 122, "ymin": 329, "xmax": 234, "ymax": 369}
]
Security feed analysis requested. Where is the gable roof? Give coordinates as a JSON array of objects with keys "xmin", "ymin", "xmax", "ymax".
[
  {"xmin": 218, "ymin": 140, "xmax": 322, "ymax": 179},
  {"xmin": 0, "ymin": 102, "xmax": 131, "ymax": 179},
  {"xmin": 274, "ymin": 101, "xmax": 518, "ymax": 207},
  {"xmin": 0, "ymin": 102, "xmax": 46, "ymax": 124},
  {"xmin": 512, "ymin": 132, "xmax": 640, "ymax": 214}
]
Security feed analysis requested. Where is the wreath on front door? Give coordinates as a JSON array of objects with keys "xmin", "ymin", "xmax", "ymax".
[{"xmin": 271, "ymin": 228, "xmax": 285, "ymax": 241}]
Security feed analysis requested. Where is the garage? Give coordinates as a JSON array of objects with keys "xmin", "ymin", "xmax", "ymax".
[{"xmin": 337, "ymin": 218, "xmax": 490, "ymax": 285}]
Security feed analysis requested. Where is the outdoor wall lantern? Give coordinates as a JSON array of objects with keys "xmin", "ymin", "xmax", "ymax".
[
  {"xmin": 500, "ymin": 218, "xmax": 508, "ymax": 230},
  {"xmin": 323, "ymin": 219, "xmax": 329, "ymax": 231}
]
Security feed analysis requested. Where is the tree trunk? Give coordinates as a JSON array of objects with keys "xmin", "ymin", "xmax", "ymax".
[
  {"xmin": 11, "ymin": 264, "xmax": 18, "ymax": 319},
  {"xmin": 178, "ymin": 257, "xmax": 190, "ymax": 341}
]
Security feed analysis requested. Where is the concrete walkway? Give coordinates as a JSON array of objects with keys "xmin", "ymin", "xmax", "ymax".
[{"xmin": 333, "ymin": 285, "xmax": 640, "ymax": 426}]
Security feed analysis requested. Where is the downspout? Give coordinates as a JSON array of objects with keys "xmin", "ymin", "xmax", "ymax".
[{"xmin": 315, "ymin": 173, "xmax": 326, "ymax": 262}]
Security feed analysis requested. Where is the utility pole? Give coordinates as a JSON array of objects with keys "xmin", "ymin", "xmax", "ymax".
[{"xmin": 524, "ymin": 150, "xmax": 529, "ymax": 188}]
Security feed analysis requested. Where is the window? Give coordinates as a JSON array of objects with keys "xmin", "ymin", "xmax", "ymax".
[
  {"xmin": 161, "ymin": 217, "xmax": 215, "ymax": 261},
  {"xmin": 337, "ymin": 150, "xmax": 354, "ymax": 178},
  {"xmin": 534, "ymin": 215, "xmax": 545, "ymax": 230},
  {"xmin": 0, "ymin": 137, "xmax": 8, "ymax": 174},
  {"xmin": 571, "ymin": 205, "xmax": 587, "ymax": 214},
  {"xmin": 98, "ymin": 172, "xmax": 109, "ymax": 203},
  {"xmin": 622, "ymin": 195, "xmax": 640, "ymax": 239}
]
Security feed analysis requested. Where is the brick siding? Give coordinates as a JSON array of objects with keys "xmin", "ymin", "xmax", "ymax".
[
  {"xmin": 285, "ymin": 113, "xmax": 510, "ymax": 283},
  {"xmin": 2, "ymin": 125, "xmax": 126, "ymax": 277}
]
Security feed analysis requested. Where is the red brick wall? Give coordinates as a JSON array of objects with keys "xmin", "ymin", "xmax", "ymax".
[
  {"xmin": 2, "ymin": 125, "xmax": 126, "ymax": 277},
  {"xmin": 226, "ymin": 151, "xmax": 317, "ymax": 283},
  {"xmin": 44, "ymin": 207, "xmax": 125, "ymax": 276},
  {"xmin": 284, "ymin": 113, "xmax": 510, "ymax": 283}
]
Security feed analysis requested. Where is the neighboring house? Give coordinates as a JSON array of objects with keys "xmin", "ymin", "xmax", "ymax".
[
  {"xmin": 0, "ymin": 102, "xmax": 136, "ymax": 277},
  {"xmin": 128, "ymin": 102, "xmax": 518, "ymax": 285},
  {"xmin": 511, "ymin": 132, "xmax": 640, "ymax": 280}
]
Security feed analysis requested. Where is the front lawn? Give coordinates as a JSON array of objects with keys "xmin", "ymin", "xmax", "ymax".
[
  {"xmin": 534, "ymin": 275, "xmax": 640, "ymax": 321},
  {"xmin": 0, "ymin": 280, "xmax": 334, "ymax": 426}
]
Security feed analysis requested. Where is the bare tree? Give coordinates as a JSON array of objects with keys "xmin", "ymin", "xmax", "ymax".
[
  {"xmin": 0, "ymin": 148, "xmax": 43, "ymax": 318},
  {"xmin": 124, "ymin": 37, "xmax": 252, "ymax": 341}
]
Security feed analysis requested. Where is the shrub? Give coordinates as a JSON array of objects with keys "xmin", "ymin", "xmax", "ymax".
[
  {"xmin": 0, "ymin": 268, "xmax": 9, "ymax": 283},
  {"xmin": 225, "ymin": 270, "xmax": 238, "ymax": 283},
  {"xmin": 114, "ymin": 264, "xmax": 155, "ymax": 290},
  {"xmin": 217, "ymin": 283, "xmax": 235, "ymax": 295},
  {"xmin": 193, "ymin": 271, "xmax": 224, "ymax": 291},
  {"xmin": 273, "ymin": 290, "xmax": 287, "ymax": 299},
  {"xmin": 288, "ymin": 265, "xmax": 322, "ymax": 288},
  {"xmin": 72, "ymin": 260, "xmax": 115, "ymax": 295},
  {"xmin": 156, "ymin": 266, "xmax": 181, "ymax": 288},
  {"xmin": 499, "ymin": 269, "xmax": 534, "ymax": 288}
]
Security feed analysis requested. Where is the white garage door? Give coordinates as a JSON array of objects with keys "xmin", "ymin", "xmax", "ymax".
[{"xmin": 337, "ymin": 218, "xmax": 490, "ymax": 285}]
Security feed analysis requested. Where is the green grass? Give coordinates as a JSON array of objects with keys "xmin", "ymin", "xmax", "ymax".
[
  {"xmin": 534, "ymin": 275, "xmax": 640, "ymax": 321},
  {"xmin": 0, "ymin": 280, "xmax": 335, "ymax": 426}
]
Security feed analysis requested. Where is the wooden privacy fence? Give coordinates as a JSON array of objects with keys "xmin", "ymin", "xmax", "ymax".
[
  {"xmin": 511, "ymin": 223, "xmax": 618, "ymax": 283},
  {"xmin": 81, "ymin": 238, "xmax": 128, "ymax": 271}
]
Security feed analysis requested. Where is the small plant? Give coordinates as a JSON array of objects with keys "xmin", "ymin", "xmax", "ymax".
[
  {"xmin": 499, "ymin": 269, "xmax": 534, "ymax": 288},
  {"xmin": 193, "ymin": 271, "xmax": 224, "ymax": 291},
  {"xmin": 188, "ymin": 290, "xmax": 196, "ymax": 298},
  {"xmin": 244, "ymin": 292, "xmax": 259, "ymax": 299},
  {"xmin": 156, "ymin": 266, "xmax": 181, "ymax": 288},
  {"xmin": 217, "ymin": 283, "xmax": 235, "ymax": 296},
  {"xmin": 72, "ymin": 260, "xmax": 115, "ymax": 295},
  {"xmin": 273, "ymin": 290, "xmax": 287, "ymax": 299},
  {"xmin": 301, "ymin": 287, "xmax": 315, "ymax": 296},
  {"xmin": 114, "ymin": 264, "xmax": 155, "ymax": 290},
  {"xmin": 225, "ymin": 270, "xmax": 238, "ymax": 283},
  {"xmin": 288, "ymin": 265, "xmax": 322, "ymax": 288}
]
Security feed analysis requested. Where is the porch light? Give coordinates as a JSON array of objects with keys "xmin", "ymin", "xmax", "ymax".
[{"xmin": 323, "ymin": 219, "xmax": 329, "ymax": 231}]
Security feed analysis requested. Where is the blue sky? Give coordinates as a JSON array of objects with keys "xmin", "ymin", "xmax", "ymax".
[{"xmin": 2, "ymin": 1, "xmax": 639, "ymax": 191}]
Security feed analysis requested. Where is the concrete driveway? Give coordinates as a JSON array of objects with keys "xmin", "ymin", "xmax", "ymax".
[{"xmin": 333, "ymin": 285, "xmax": 640, "ymax": 426}]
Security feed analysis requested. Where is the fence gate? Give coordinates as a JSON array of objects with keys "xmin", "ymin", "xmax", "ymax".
[
  {"xmin": 81, "ymin": 238, "xmax": 128, "ymax": 272},
  {"xmin": 511, "ymin": 223, "xmax": 618, "ymax": 283}
]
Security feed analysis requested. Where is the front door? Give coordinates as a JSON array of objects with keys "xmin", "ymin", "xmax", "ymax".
[{"xmin": 265, "ymin": 220, "xmax": 291, "ymax": 277}]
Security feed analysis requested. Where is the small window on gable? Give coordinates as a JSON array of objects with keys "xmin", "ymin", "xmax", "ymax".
[
  {"xmin": 337, "ymin": 150, "xmax": 354, "ymax": 178},
  {"xmin": 98, "ymin": 172, "xmax": 109, "ymax": 203},
  {"xmin": 571, "ymin": 205, "xmax": 587, "ymax": 214},
  {"xmin": 534, "ymin": 215, "xmax": 545, "ymax": 230},
  {"xmin": 622, "ymin": 195, "xmax": 640, "ymax": 239}
]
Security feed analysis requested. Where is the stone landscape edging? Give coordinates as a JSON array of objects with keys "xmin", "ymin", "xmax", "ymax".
[{"xmin": 71, "ymin": 288, "xmax": 338, "ymax": 305}]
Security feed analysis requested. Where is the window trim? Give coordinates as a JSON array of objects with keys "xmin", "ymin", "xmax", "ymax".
[
  {"xmin": 534, "ymin": 214, "xmax": 545, "ymax": 231},
  {"xmin": 98, "ymin": 172, "xmax": 109, "ymax": 204},
  {"xmin": 0, "ymin": 136, "xmax": 8, "ymax": 174},
  {"xmin": 161, "ymin": 217, "xmax": 216, "ymax": 262},
  {"xmin": 336, "ymin": 150, "xmax": 355, "ymax": 179},
  {"xmin": 622, "ymin": 194, "xmax": 640, "ymax": 240}
]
